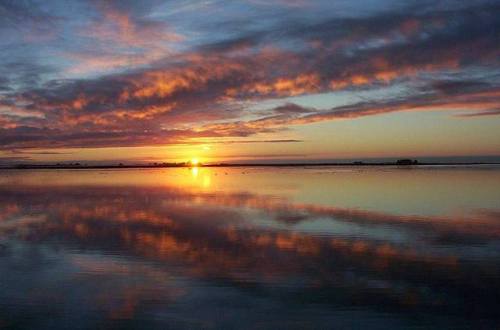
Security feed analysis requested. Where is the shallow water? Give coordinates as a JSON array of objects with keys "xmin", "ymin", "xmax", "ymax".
[{"xmin": 0, "ymin": 166, "xmax": 499, "ymax": 329}]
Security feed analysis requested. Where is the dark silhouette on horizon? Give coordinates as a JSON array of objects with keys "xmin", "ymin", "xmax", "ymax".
[
  {"xmin": 396, "ymin": 159, "xmax": 419, "ymax": 166},
  {"xmin": 3, "ymin": 158, "xmax": 500, "ymax": 170}
]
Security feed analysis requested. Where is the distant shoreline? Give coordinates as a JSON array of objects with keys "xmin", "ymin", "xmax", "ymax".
[{"xmin": 2, "ymin": 162, "xmax": 500, "ymax": 170}]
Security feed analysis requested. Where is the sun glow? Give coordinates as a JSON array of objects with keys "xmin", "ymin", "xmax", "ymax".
[{"xmin": 190, "ymin": 158, "xmax": 200, "ymax": 166}]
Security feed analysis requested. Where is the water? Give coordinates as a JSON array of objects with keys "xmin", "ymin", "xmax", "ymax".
[{"xmin": 0, "ymin": 166, "xmax": 499, "ymax": 329}]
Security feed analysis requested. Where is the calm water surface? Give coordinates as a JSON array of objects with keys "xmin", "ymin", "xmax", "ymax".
[{"xmin": 0, "ymin": 166, "xmax": 499, "ymax": 329}]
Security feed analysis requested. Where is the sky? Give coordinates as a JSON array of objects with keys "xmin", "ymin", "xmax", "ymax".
[{"xmin": 0, "ymin": 0, "xmax": 499, "ymax": 164}]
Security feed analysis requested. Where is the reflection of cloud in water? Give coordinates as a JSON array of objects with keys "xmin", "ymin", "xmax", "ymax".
[{"xmin": 0, "ymin": 182, "xmax": 499, "ymax": 327}]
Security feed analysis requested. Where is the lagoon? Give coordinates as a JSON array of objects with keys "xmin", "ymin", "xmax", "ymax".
[{"xmin": 0, "ymin": 166, "xmax": 499, "ymax": 329}]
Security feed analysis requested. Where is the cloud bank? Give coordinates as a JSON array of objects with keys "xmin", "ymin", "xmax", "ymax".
[{"xmin": 0, "ymin": 0, "xmax": 498, "ymax": 150}]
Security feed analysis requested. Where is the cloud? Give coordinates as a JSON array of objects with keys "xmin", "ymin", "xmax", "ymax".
[
  {"xmin": 195, "ymin": 82, "xmax": 500, "ymax": 137},
  {"xmin": 0, "ymin": 0, "xmax": 498, "ymax": 150},
  {"xmin": 456, "ymin": 109, "xmax": 500, "ymax": 117},
  {"xmin": 63, "ymin": 1, "xmax": 182, "ymax": 76}
]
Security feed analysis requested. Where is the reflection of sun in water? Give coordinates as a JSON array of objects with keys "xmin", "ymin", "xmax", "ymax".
[
  {"xmin": 203, "ymin": 176, "xmax": 210, "ymax": 188},
  {"xmin": 188, "ymin": 157, "xmax": 211, "ymax": 188},
  {"xmin": 189, "ymin": 166, "xmax": 211, "ymax": 188}
]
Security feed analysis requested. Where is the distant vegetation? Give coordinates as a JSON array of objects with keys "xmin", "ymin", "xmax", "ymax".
[
  {"xmin": 395, "ymin": 159, "xmax": 419, "ymax": 165},
  {"xmin": 6, "ymin": 158, "xmax": 500, "ymax": 170}
]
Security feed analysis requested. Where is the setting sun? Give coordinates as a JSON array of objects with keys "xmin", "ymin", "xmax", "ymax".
[{"xmin": 190, "ymin": 158, "xmax": 200, "ymax": 166}]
